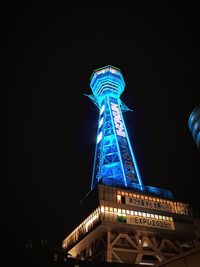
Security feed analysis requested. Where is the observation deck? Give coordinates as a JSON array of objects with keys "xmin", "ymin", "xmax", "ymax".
[{"xmin": 90, "ymin": 65, "xmax": 125, "ymax": 107}]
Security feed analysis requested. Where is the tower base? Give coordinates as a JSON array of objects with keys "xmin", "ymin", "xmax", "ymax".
[{"xmin": 62, "ymin": 184, "xmax": 199, "ymax": 265}]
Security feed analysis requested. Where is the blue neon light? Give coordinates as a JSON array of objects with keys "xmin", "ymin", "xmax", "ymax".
[
  {"xmin": 88, "ymin": 65, "xmax": 143, "ymax": 190},
  {"xmin": 86, "ymin": 65, "xmax": 174, "ymax": 198}
]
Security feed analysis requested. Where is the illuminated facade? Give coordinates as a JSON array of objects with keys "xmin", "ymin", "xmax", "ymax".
[{"xmin": 62, "ymin": 66, "xmax": 199, "ymax": 265}]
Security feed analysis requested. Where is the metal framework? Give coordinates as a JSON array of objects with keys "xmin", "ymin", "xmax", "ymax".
[
  {"xmin": 87, "ymin": 65, "xmax": 143, "ymax": 191},
  {"xmin": 62, "ymin": 66, "xmax": 200, "ymax": 266},
  {"xmin": 86, "ymin": 65, "xmax": 173, "ymax": 198},
  {"xmin": 75, "ymin": 231, "xmax": 198, "ymax": 265}
]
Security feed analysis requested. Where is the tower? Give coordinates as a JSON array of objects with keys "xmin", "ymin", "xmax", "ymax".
[
  {"xmin": 62, "ymin": 66, "xmax": 199, "ymax": 265},
  {"xmin": 87, "ymin": 65, "xmax": 143, "ymax": 191}
]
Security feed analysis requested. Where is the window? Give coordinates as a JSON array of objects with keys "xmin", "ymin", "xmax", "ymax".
[{"xmin": 121, "ymin": 195, "xmax": 126, "ymax": 204}]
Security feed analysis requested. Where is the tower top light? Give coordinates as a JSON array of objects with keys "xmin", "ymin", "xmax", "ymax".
[{"xmin": 89, "ymin": 65, "xmax": 126, "ymax": 107}]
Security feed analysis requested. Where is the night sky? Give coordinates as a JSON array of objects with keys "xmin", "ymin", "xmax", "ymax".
[{"xmin": 2, "ymin": 2, "xmax": 200, "ymax": 263}]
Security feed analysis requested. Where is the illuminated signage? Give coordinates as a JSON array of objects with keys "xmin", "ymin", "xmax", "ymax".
[
  {"xmin": 126, "ymin": 196, "xmax": 188, "ymax": 215},
  {"xmin": 126, "ymin": 195, "xmax": 172, "ymax": 211},
  {"xmin": 96, "ymin": 67, "xmax": 118, "ymax": 75},
  {"xmin": 101, "ymin": 206, "xmax": 175, "ymax": 231},
  {"xmin": 120, "ymin": 138, "xmax": 137, "ymax": 183},
  {"xmin": 111, "ymin": 102, "xmax": 126, "ymax": 137},
  {"xmin": 127, "ymin": 215, "xmax": 174, "ymax": 230},
  {"xmin": 116, "ymin": 192, "xmax": 189, "ymax": 215},
  {"xmin": 110, "ymin": 101, "xmax": 138, "ymax": 184}
]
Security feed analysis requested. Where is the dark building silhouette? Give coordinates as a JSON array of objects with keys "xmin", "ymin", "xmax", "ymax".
[{"xmin": 188, "ymin": 104, "xmax": 200, "ymax": 150}]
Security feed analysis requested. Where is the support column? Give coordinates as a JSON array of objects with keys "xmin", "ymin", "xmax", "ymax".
[{"xmin": 106, "ymin": 231, "xmax": 112, "ymax": 262}]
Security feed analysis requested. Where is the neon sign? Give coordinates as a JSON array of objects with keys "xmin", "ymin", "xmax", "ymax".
[
  {"xmin": 127, "ymin": 215, "xmax": 174, "ymax": 230},
  {"xmin": 111, "ymin": 102, "xmax": 126, "ymax": 137}
]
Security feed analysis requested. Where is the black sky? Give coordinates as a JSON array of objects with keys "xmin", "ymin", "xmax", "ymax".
[{"xmin": 1, "ymin": 2, "xmax": 200, "ymax": 263}]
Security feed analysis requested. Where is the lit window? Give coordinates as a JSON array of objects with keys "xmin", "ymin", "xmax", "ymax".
[
  {"xmin": 117, "ymin": 195, "xmax": 121, "ymax": 204},
  {"xmin": 97, "ymin": 132, "xmax": 102, "ymax": 143}
]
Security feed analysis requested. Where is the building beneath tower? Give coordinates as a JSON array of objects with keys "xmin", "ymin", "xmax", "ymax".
[{"xmin": 62, "ymin": 66, "xmax": 200, "ymax": 266}]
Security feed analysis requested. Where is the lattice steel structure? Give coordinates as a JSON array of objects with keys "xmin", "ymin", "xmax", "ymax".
[
  {"xmin": 62, "ymin": 66, "xmax": 200, "ymax": 266},
  {"xmin": 86, "ymin": 65, "xmax": 172, "ymax": 198},
  {"xmin": 86, "ymin": 65, "xmax": 142, "ymax": 191}
]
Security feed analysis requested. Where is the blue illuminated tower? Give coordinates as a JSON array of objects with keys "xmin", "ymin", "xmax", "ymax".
[
  {"xmin": 62, "ymin": 66, "xmax": 199, "ymax": 265},
  {"xmin": 86, "ymin": 65, "xmax": 143, "ymax": 191},
  {"xmin": 86, "ymin": 65, "xmax": 173, "ymax": 198}
]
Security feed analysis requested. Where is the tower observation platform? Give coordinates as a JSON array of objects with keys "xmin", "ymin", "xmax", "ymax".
[{"xmin": 62, "ymin": 66, "xmax": 199, "ymax": 265}]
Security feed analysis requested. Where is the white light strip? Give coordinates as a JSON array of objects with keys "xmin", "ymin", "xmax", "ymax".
[
  {"xmin": 99, "ymin": 117, "xmax": 104, "ymax": 128},
  {"xmin": 97, "ymin": 132, "xmax": 103, "ymax": 143},
  {"xmin": 100, "ymin": 105, "xmax": 105, "ymax": 115}
]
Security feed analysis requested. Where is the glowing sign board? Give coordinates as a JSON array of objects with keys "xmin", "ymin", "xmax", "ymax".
[
  {"xmin": 116, "ymin": 192, "xmax": 189, "ymax": 215},
  {"xmin": 102, "ymin": 206, "xmax": 175, "ymax": 231},
  {"xmin": 110, "ymin": 101, "xmax": 139, "ymax": 184},
  {"xmin": 127, "ymin": 215, "xmax": 175, "ymax": 230},
  {"xmin": 111, "ymin": 102, "xmax": 126, "ymax": 137},
  {"xmin": 96, "ymin": 67, "xmax": 119, "ymax": 76}
]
